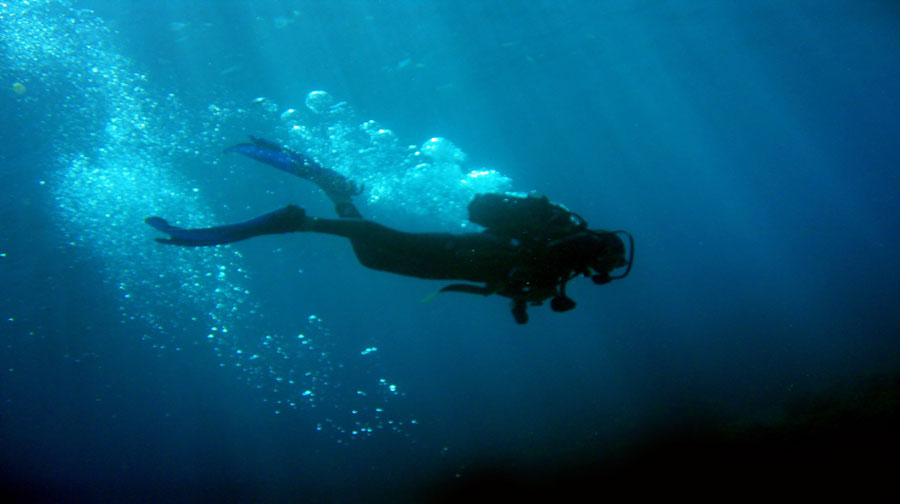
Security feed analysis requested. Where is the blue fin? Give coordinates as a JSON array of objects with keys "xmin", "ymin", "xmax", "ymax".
[
  {"xmin": 225, "ymin": 137, "xmax": 362, "ymax": 199},
  {"xmin": 223, "ymin": 142, "xmax": 300, "ymax": 174},
  {"xmin": 146, "ymin": 206, "xmax": 306, "ymax": 247}
]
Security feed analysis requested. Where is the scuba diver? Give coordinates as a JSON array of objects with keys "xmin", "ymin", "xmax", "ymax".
[{"xmin": 146, "ymin": 137, "xmax": 633, "ymax": 324}]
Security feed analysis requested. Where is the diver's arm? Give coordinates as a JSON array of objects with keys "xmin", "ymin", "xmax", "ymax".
[{"xmin": 146, "ymin": 205, "xmax": 307, "ymax": 246}]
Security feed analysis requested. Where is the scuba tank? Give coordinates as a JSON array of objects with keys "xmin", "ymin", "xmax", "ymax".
[{"xmin": 467, "ymin": 193, "xmax": 585, "ymax": 241}]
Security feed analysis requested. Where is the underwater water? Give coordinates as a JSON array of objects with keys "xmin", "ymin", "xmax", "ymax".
[{"xmin": 1, "ymin": 0, "xmax": 899, "ymax": 501}]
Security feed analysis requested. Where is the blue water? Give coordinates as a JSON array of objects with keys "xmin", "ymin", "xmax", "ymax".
[{"xmin": 2, "ymin": 0, "xmax": 899, "ymax": 502}]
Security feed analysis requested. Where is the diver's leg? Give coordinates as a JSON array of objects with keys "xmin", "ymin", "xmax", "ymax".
[
  {"xmin": 304, "ymin": 217, "xmax": 402, "ymax": 269},
  {"xmin": 304, "ymin": 218, "xmax": 507, "ymax": 281},
  {"xmin": 146, "ymin": 205, "xmax": 307, "ymax": 246},
  {"xmin": 302, "ymin": 217, "xmax": 437, "ymax": 274}
]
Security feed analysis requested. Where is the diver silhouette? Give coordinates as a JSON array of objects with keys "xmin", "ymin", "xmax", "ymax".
[{"xmin": 146, "ymin": 137, "xmax": 633, "ymax": 324}]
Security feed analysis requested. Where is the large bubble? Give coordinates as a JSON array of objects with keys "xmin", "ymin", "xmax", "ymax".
[
  {"xmin": 304, "ymin": 90, "xmax": 336, "ymax": 114},
  {"xmin": 421, "ymin": 137, "xmax": 466, "ymax": 164}
]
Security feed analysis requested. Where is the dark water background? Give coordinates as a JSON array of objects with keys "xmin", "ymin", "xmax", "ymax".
[{"xmin": 2, "ymin": 1, "xmax": 899, "ymax": 502}]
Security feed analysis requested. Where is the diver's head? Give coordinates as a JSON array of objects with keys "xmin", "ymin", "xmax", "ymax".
[
  {"xmin": 589, "ymin": 230, "xmax": 626, "ymax": 269},
  {"xmin": 588, "ymin": 230, "xmax": 632, "ymax": 283},
  {"xmin": 547, "ymin": 229, "xmax": 625, "ymax": 271}
]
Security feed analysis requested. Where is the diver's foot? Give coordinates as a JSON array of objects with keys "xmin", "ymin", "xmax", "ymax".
[{"xmin": 264, "ymin": 204, "xmax": 308, "ymax": 232}]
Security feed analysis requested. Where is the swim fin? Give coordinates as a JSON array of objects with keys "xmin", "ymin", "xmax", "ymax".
[
  {"xmin": 225, "ymin": 136, "xmax": 362, "ymax": 200},
  {"xmin": 146, "ymin": 205, "xmax": 307, "ymax": 246}
]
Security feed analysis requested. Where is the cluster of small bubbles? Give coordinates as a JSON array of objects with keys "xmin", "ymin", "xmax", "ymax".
[
  {"xmin": 379, "ymin": 377, "xmax": 403, "ymax": 396},
  {"xmin": 361, "ymin": 120, "xmax": 399, "ymax": 146},
  {"xmin": 2, "ymin": 0, "xmax": 413, "ymax": 443},
  {"xmin": 280, "ymin": 90, "xmax": 513, "ymax": 228}
]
